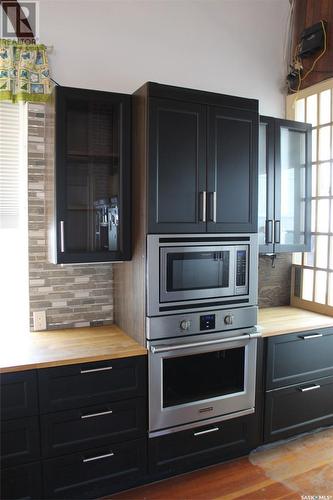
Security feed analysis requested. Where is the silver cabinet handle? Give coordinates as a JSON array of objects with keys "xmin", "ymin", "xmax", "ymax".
[
  {"xmin": 81, "ymin": 409, "xmax": 113, "ymax": 419},
  {"xmin": 274, "ymin": 220, "xmax": 281, "ymax": 244},
  {"xmin": 80, "ymin": 366, "xmax": 113, "ymax": 374},
  {"xmin": 199, "ymin": 191, "xmax": 207, "ymax": 222},
  {"xmin": 265, "ymin": 220, "xmax": 273, "ymax": 244},
  {"xmin": 83, "ymin": 452, "xmax": 114, "ymax": 463},
  {"xmin": 300, "ymin": 333, "xmax": 323, "ymax": 340},
  {"xmin": 299, "ymin": 384, "xmax": 321, "ymax": 392},
  {"xmin": 208, "ymin": 192, "xmax": 217, "ymax": 222},
  {"xmin": 194, "ymin": 427, "xmax": 219, "ymax": 436},
  {"xmin": 60, "ymin": 220, "xmax": 65, "ymax": 253}
]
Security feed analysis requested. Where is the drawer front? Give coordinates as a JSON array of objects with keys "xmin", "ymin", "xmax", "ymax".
[
  {"xmin": 149, "ymin": 415, "xmax": 258, "ymax": 476},
  {"xmin": 266, "ymin": 328, "xmax": 333, "ymax": 390},
  {"xmin": 41, "ymin": 397, "xmax": 147, "ymax": 457},
  {"xmin": 0, "ymin": 416, "xmax": 40, "ymax": 468},
  {"xmin": 1, "ymin": 371, "xmax": 38, "ymax": 420},
  {"xmin": 43, "ymin": 438, "xmax": 147, "ymax": 499},
  {"xmin": 38, "ymin": 355, "xmax": 147, "ymax": 413},
  {"xmin": 0, "ymin": 462, "xmax": 42, "ymax": 500},
  {"xmin": 264, "ymin": 375, "xmax": 333, "ymax": 443}
]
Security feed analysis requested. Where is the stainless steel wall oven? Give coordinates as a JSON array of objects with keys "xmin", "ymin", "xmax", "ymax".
[
  {"xmin": 147, "ymin": 233, "xmax": 258, "ymax": 316},
  {"xmin": 147, "ymin": 306, "xmax": 260, "ymax": 436}
]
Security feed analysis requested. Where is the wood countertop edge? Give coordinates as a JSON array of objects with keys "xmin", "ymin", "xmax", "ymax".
[{"xmin": 0, "ymin": 349, "xmax": 147, "ymax": 374}]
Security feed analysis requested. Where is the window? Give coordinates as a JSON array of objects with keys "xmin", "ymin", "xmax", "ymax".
[
  {"xmin": 0, "ymin": 102, "xmax": 29, "ymax": 337},
  {"xmin": 287, "ymin": 79, "xmax": 333, "ymax": 314}
]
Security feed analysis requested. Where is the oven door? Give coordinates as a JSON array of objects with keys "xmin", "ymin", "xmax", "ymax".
[
  {"xmin": 160, "ymin": 246, "xmax": 235, "ymax": 303},
  {"xmin": 148, "ymin": 331, "xmax": 257, "ymax": 435}
]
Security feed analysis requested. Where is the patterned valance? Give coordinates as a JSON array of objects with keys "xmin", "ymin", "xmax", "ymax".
[{"xmin": 0, "ymin": 39, "xmax": 51, "ymax": 103}]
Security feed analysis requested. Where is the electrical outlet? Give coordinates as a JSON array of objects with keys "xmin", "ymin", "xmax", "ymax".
[{"xmin": 33, "ymin": 310, "xmax": 47, "ymax": 331}]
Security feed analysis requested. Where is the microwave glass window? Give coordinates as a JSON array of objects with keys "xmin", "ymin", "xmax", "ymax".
[
  {"xmin": 163, "ymin": 347, "xmax": 245, "ymax": 408},
  {"xmin": 166, "ymin": 251, "xmax": 230, "ymax": 291}
]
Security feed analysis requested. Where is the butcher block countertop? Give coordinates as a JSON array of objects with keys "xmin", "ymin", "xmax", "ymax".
[
  {"xmin": 259, "ymin": 306, "xmax": 333, "ymax": 338},
  {"xmin": 0, "ymin": 325, "xmax": 147, "ymax": 374}
]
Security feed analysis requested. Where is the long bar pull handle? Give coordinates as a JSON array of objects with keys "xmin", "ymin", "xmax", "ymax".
[
  {"xmin": 194, "ymin": 427, "xmax": 219, "ymax": 436},
  {"xmin": 208, "ymin": 192, "xmax": 217, "ymax": 222},
  {"xmin": 83, "ymin": 452, "xmax": 114, "ymax": 463},
  {"xmin": 150, "ymin": 332, "xmax": 261, "ymax": 354},
  {"xmin": 60, "ymin": 220, "xmax": 65, "ymax": 253},
  {"xmin": 299, "ymin": 384, "xmax": 321, "ymax": 392},
  {"xmin": 80, "ymin": 366, "xmax": 113, "ymax": 374},
  {"xmin": 81, "ymin": 409, "xmax": 113, "ymax": 419},
  {"xmin": 274, "ymin": 220, "xmax": 281, "ymax": 244},
  {"xmin": 265, "ymin": 220, "xmax": 273, "ymax": 244},
  {"xmin": 299, "ymin": 333, "xmax": 323, "ymax": 340},
  {"xmin": 199, "ymin": 191, "xmax": 207, "ymax": 222}
]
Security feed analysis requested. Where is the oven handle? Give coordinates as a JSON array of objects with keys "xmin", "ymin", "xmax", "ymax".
[{"xmin": 150, "ymin": 332, "xmax": 261, "ymax": 354}]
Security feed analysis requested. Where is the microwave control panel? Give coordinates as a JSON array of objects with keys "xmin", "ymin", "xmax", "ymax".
[{"xmin": 236, "ymin": 250, "xmax": 247, "ymax": 287}]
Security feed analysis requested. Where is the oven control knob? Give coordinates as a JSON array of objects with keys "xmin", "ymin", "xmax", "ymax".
[
  {"xmin": 224, "ymin": 314, "xmax": 234, "ymax": 325},
  {"xmin": 180, "ymin": 320, "xmax": 191, "ymax": 331}
]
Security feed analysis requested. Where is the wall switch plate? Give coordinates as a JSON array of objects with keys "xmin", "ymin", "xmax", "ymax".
[{"xmin": 33, "ymin": 310, "xmax": 47, "ymax": 331}]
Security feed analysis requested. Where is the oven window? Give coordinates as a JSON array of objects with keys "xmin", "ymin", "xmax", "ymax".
[
  {"xmin": 163, "ymin": 347, "xmax": 245, "ymax": 408},
  {"xmin": 166, "ymin": 251, "xmax": 230, "ymax": 291}
]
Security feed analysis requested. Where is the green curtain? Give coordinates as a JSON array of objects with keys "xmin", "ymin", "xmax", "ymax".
[{"xmin": 0, "ymin": 39, "xmax": 51, "ymax": 103}]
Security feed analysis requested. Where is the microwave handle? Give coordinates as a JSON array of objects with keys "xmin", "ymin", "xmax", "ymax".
[{"xmin": 150, "ymin": 332, "xmax": 261, "ymax": 354}]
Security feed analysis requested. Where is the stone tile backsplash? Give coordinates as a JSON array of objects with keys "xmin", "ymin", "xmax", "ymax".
[
  {"xmin": 258, "ymin": 253, "xmax": 292, "ymax": 308},
  {"xmin": 28, "ymin": 104, "xmax": 114, "ymax": 330}
]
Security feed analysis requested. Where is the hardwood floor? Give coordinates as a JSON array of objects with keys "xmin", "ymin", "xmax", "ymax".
[{"xmin": 112, "ymin": 428, "xmax": 333, "ymax": 499}]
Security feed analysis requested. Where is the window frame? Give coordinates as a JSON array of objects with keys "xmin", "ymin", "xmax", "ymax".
[{"xmin": 287, "ymin": 78, "xmax": 333, "ymax": 316}]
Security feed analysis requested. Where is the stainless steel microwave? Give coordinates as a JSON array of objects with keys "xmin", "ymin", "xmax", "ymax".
[{"xmin": 147, "ymin": 234, "xmax": 258, "ymax": 316}]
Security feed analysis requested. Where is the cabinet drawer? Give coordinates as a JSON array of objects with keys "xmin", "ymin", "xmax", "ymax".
[
  {"xmin": 264, "ymin": 375, "xmax": 333, "ymax": 443},
  {"xmin": 38, "ymin": 355, "xmax": 147, "ymax": 412},
  {"xmin": 0, "ymin": 416, "xmax": 40, "ymax": 468},
  {"xmin": 43, "ymin": 438, "xmax": 147, "ymax": 499},
  {"xmin": 149, "ymin": 415, "xmax": 257, "ymax": 476},
  {"xmin": 0, "ymin": 462, "xmax": 42, "ymax": 500},
  {"xmin": 266, "ymin": 328, "xmax": 333, "ymax": 390},
  {"xmin": 1, "ymin": 371, "xmax": 38, "ymax": 420},
  {"xmin": 41, "ymin": 397, "xmax": 146, "ymax": 457}
]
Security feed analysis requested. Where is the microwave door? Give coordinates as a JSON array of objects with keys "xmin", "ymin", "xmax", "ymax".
[{"xmin": 160, "ymin": 246, "xmax": 235, "ymax": 304}]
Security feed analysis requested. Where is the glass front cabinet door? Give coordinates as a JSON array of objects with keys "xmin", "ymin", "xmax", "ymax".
[
  {"xmin": 259, "ymin": 116, "xmax": 311, "ymax": 254},
  {"xmin": 53, "ymin": 86, "xmax": 131, "ymax": 263}
]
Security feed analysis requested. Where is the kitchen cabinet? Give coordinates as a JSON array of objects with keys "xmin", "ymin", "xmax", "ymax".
[
  {"xmin": 144, "ymin": 83, "xmax": 258, "ymax": 233},
  {"xmin": 1, "ymin": 356, "xmax": 147, "ymax": 499},
  {"xmin": 0, "ymin": 371, "xmax": 42, "ymax": 500},
  {"xmin": 51, "ymin": 86, "xmax": 131, "ymax": 263},
  {"xmin": 264, "ymin": 327, "xmax": 333, "ymax": 442},
  {"xmin": 259, "ymin": 116, "xmax": 311, "ymax": 253}
]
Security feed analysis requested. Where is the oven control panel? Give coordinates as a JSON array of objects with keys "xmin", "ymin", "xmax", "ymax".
[{"xmin": 200, "ymin": 314, "xmax": 216, "ymax": 331}]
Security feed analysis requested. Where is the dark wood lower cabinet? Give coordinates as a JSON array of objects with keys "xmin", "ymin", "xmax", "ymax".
[
  {"xmin": 264, "ymin": 375, "xmax": 333, "ymax": 442},
  {"xmin": 149, "ymin": 415, "xmax": 260, "ymax": 478},
  {"xmin": 0, "ymin": 416, "xmax": 40, "ymax": 468},
  {"xmin": 43, "ymin": 438, "xmax": 147, "ymax": 499},
  {"xmin": 0, "ymin": 462, "xmax": 42, "ymax": 500}
]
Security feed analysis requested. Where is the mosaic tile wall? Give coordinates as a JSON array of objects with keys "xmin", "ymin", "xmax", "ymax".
[
  {"xmin": 28, "ymin": 104, "xmax": 114, "ymax": 330},
  {"xmin": 258, "ymin": 253, "xmax": 292, "ymax": 308}
]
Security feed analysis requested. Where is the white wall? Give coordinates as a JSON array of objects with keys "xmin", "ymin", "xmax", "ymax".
[{"xmin": 39, "ymin": 0, "xmax": 290, "ymax": 117}]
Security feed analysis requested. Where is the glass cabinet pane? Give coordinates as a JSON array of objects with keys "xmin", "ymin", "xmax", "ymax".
[
  {"xmin": 279, "ymin": 127, "xmax": 307, "ymax": 247},
  {"xmin": 64, "ymin": 98, "xmax": 120, "ymax": 254}
]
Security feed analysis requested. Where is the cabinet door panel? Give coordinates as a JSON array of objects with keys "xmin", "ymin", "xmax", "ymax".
[
  {"xmin": 1, "ymin": 370, "xmax": 38, "ymax": 420},
  {"xmin": 148, "ymin": 98, "xmax": 206, "ymax": 233},
  {"xmin": 55, "ymin": 86, "xmax": 131, "ymax": 263},
  {"xmin": 207, "ymin": 107, "xmax": 258, "ymax": 233},
  {"xmin": 264, "ymin": 375, "xmax": 333, "ymax": 443},
  {"xmin": 0, "ymin": 416, "xmax": 40, "ymax": 467},
  {"xmin": 1, "ymin": 462, "xmax": 42, "ymax": 500},
  {"xmin": 274, "ymin": 119, "xmax": 311, "ymax": 252},
  {"xmin": 259, "ymin": 117, "xmax": 275, "ymax": 253}
]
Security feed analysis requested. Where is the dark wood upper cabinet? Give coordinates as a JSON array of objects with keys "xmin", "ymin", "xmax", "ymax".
[
  {"xmin": 140, "ymin": 82, "xmax": 259, "ymax": 234},
  {"xmin": 207, "ymin": 106, "xmax": 258, "ymax": 232},
  {"xmin": 259, "ymin": 116, "xmax": 311, "ymax": 253},
  {"xmin": 50, "ymin": 86, "xmax": 131, "ymax": 263}
]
